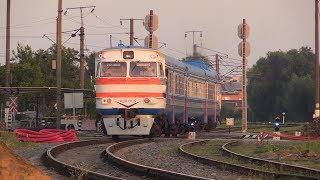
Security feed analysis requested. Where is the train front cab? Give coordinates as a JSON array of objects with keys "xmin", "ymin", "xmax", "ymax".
[{"xmin": 95, "ymin": 48, "xmax": 166, "ymax": 137}]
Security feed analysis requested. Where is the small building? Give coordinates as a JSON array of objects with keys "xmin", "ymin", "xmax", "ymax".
[{"xmin": 221, "ymin": 76, "xmax": 242, "ymax": 109}]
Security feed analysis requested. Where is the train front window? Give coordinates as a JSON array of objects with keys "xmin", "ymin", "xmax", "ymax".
[
  {"xmin": 100, "ymin": 62, "xmax": 127, "ymax": 77},
  {"xmin": 130, "ymin": 62, "xmax": 157, "ymax": 77}
]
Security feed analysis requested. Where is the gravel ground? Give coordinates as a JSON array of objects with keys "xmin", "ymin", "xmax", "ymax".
[
  {"xmin": 56, "ymin": 142, "xmax": 147, "ymax": 179},
  {"xmin": 114, "ymin": 138, "xmax": 241, "ymax": 180},
  {"xmin": 197, "ymin": 131, "xmax": 242, "ymax": 139},
  {"xmin": 14, "ymin": 143, "xmax": 68, "ymax": 180}
]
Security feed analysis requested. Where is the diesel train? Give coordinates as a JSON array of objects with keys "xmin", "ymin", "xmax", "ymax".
[{"xmin": 95, "ymin": 46, "xmax": 220, "ymax": 138}]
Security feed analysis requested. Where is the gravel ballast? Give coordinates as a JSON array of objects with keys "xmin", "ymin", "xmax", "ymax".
[
  {"xmin": 14, "ymin": 143, "xmax": 68, "ymax": 180},
  {"xmin": 114, "ymin": 138, "xmax": 241, "ymax": 180},
  {"xmin": 55, "ymin": 142, "xmax": 145, "ymax": 179}
]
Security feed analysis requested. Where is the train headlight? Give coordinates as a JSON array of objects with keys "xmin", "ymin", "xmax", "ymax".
[
  {"xmin": 144, "ymin": 98, "xmax": 151, "ymax": 104},
  {"xmin": 150, "ymin": 54, "xmax": 157, "ymax": 59}
]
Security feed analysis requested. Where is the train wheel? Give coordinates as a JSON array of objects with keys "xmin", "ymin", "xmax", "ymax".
[
  {"xmin": 170, "ymin": 124, "xmax": 179, "ymax": 137},
  {"xmin": 112, "ymin": 135, "xmax": 120, "ymax": 141},
  {"xmin": 203, "ymin": 123, "xmax": 211, "ymax": 132},
  {"xmin": 179, "ymin": 124, "xmax": 189, "ymax": 135},
  {"xmin": 99, "ymin": 119, "xmax": 108, "ymax": 136},
  {"xmin": 149, "ymin": 120, "xmax": 162, "ymax": 138},
  {"xmin": 67, "ymin": 124, "xmax": 75, "ymax": 130}
]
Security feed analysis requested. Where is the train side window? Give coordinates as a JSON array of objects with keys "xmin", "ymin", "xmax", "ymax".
[
  {"xmin": 167, "ymin": 71, "xmax": 172, "ymax": 94},
  {"xmin": 175, "ymin": 75, "xmax": 180, "ymax": 95},
  {"xmin": 180, "ymin": 76, "xmax": 185, "ymax": 95},
  {"xmin": 208, "ymin": 84, "xmax": 214, "ymax": 100}
]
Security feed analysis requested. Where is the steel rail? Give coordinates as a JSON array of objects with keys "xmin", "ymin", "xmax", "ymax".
[
  {"xmin": 41, "ymin": 139, "xmax": 123, "ymax": 180},
  {"xmin": 104, "ymin": 138, "xmax": 211, "ymax": 180},
  {"xmin": 222, "ymin": 141, "xmax": 320, "ymax": 179},
  {"xmin": 179, "ymin": 140, "xmax": 317, "ymax": 180}
]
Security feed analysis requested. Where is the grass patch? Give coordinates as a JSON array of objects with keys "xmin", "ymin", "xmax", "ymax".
[
  {"xmin": 247, "ymin": 125, "xmax": 304, "ymax": 134},
  {"xmin": 182, "ymin": 140, "xmax": 315, "ymax": 178},
  {"xmin": 0, "ymin": 131, "xmax": 37, "ymax": 149},
  {"xmin": 183, "ymin": 140, "xmax": 279, "ymax": 172},
  {"xmin": 229, "ymin": 141, "xmax": 320, "ymax": 170}
]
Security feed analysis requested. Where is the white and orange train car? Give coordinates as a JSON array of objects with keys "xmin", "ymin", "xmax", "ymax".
[{"xmin": 95, "ymin": 47, "xmax": 220, "ymax": 138}]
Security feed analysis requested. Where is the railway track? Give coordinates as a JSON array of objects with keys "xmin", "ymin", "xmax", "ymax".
[
  {"xmin": 104, "ymin": 138, "xmax": 240, "ymax": 180},
  {"xmin": 42, "ymin": 137, "xmax": 241, "ymax": 180},
  {"xmin": 180, "ymin": 140, "xmax": 318, "ymax": 180},
  {"xmin": 41, "ymin": 138, "xmax": 141, "ymax": 180}
]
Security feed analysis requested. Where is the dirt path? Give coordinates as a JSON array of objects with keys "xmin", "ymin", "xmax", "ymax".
[{"xmin": 0, "ymin": 141, "xmax": 51, "ymax": 180}]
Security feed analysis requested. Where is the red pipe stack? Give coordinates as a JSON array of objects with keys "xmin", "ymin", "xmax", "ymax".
[{"xmin": 15, "ymin": 129, "xmax": 78, "ymax": 142}]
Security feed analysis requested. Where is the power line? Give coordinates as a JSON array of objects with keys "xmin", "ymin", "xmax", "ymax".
[
  {"xmin": 91, "ymin": 12, "xmax": 127, "ymax": 30},
  {"xmin": 0, "ymin": 17, "xmax": 56, "ymax": 29},
  {"xmin": 196, "ymin": 45, "xmax": 228, "ymax": 57},
  {"xmin": 0, "ymin": 35, "xmax": 42, "ymax": 38},
  {"xmin": 65, "ymin": 42, "xmax": 106, "ymax": 49},
  {"xmin": 0, "ymin": 14, "xmax": 82, "ymax": 30}
]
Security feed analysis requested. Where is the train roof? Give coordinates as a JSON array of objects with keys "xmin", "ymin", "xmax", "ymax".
[
  {"xmin": 99, "ymin": 46, "xmax": 157, "ymax": 51},
  {"xmin": 165, "ymin": 55, "xmax": 220, "ymax": 82},
  {"xmin": 98, "ymin": 46, "xmax": 220, "ymax": 82}
]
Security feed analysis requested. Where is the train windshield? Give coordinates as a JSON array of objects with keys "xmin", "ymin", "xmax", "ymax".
[
  {"xmin": 100, "ymin": 62, "xmax": 127, "ymax": 77},
  {"xmin": 130, "ymin": 62, "xmax": 157, "ymax": 77}
]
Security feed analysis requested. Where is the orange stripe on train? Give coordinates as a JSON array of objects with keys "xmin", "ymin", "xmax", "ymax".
[
  {"xmin": 96, "ymin": 77, "xmax": 161, "ymax": 85},
  {"xmin": 96, "ymin": 92, "xmax": 165, "ymax": 98}
]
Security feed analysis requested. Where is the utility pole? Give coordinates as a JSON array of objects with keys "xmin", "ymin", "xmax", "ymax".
[
  {"xmin": 120, "ymin": 18, "xmax": 144, "ymax": 46},
  {"xmin": 5, "ymin": 0, "xmax": 11, "ymax": 87},
  {"xmin": 80, "ymin": 15, "xmax": 85, "ymax": 89},
  {"xmin": 65, "ymin": 6, "xmax": 95, "ymax": 89},
  {"xmin": 215, "ymin": 54, "xmax": 220, "ymax": 74},
  {"xmin": 130, "ymin": 19, "xmax": 134, "ymax": 46},
  {"xmin": 315, "ymin": 0, "xmax": 320, "ymax": 118},
  {"xmin": 56, "ymin": 0, "xmax": 62, "ymax": 128},
  {"xmin": 238, "ymin": 19, "xmax": 250, "ymax": 133},
  {"xmin": 241, "ymin": 19, "xmax": 248, "ymax": 133},
  {"xmin": 185, "ymin": 31, "xmax": 202, "ymax": 57}
]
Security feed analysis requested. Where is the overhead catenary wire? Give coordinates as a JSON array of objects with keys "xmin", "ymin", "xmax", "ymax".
[
  {"xmin": 0, "ymin": 14, "xmax": 84, "ymax": 30},
  {"xmin": 91, "ymin": 12, "xmax": 128, "ymax": 30},
  {"xmin": 196, "ymin": 45, "xmax": 229, "ymax": 58}
]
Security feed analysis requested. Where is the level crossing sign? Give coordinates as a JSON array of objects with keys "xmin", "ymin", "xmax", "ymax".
[{"xmin": 9, "ymin": 96, "xmax": 18, "ymax": 114}]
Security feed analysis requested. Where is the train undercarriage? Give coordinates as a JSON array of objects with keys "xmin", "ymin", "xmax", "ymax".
[{"xmin": 97, "ymin": 110, "xmax": 217, "ymax": 138}]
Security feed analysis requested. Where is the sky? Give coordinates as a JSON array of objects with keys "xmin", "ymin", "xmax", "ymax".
[{"xmin": 0, "ymin": 0, "xmax": 315, "ymax": 69}]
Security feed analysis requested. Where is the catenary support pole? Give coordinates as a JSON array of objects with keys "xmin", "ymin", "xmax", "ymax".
[
  {"xmin": 315, "ymin": 0, "xmax": 320, "ymax": 118},
  {"xmin": 56, "ymin": 0, "xmax": 62, "ymax": 128},
  {"xmin": 5, "ymin": 0, "xmax": 11, "ymax": 87}
]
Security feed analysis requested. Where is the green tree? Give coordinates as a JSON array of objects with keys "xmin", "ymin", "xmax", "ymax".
[
  {"xmin": 248, "ymin": 47, "xmax": 315, "ymax": 122},
  {"xmin": 1, "ymin": 44, "xmax": 96, "ymax": 116},
  {"xmin": 284, "ymin": 74, "xmax": 314, "ymax": 122},
  {"xmin": 220, "ymin": 103, "xmax": 241, "ymax": 120}
]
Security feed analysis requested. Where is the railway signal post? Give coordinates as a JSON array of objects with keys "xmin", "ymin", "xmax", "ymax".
[
  {"xmin": 56, "ymin": 0, "xmax": 62, "ymax": 128},
  {"xmin": 144, "ymin": 10, "xmax": 159, "ymax": 49},
  {"xmin": 315, "ymin": 0, "xmax": 320, "ymax": 118},
  {"xmin": 238, "ymin": 19, "xmax": 250, "ymax": 133}
]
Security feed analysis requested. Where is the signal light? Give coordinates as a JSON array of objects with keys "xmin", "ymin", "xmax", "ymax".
[{"xmin": 274, "ymin": 122, "xmax": 280, "ymax": 131}]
